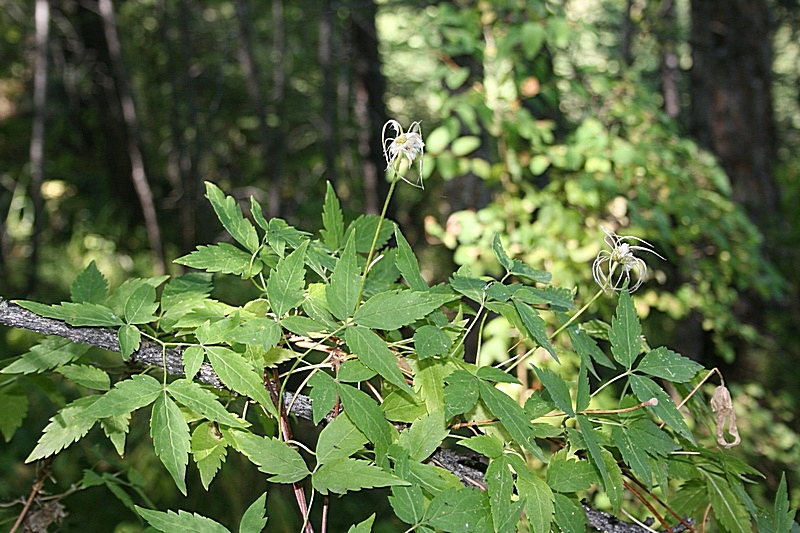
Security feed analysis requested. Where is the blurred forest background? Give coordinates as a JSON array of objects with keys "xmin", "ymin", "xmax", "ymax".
[{"xmin": 1, "ymin": 0, "xmax": 799, "ymax": 530}]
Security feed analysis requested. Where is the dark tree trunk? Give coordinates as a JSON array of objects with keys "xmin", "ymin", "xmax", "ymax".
[
  {"xmin": 349, "ymin": 2, "xmax": 390, "ymax": 217},
  {"xmin": 689, "ymin": 0, "xmax": 779, "ymax": 228}
]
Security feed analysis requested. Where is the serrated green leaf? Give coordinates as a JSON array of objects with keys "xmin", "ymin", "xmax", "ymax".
[
  {"xmin": 321, "ymin": 181, "xmax": 344, "ymax": 250},
  {"xmin": 637, "ymin": 346, "xmax": 703, "ymax": 382},
  {"xmin": 160, "ymin": 274, "xmax": 213, "ymax": 331},
  {"xmin": 136, "ymin": 505, "xmax": 230, "ymax": 533},
  {"xmin": 345, "ymin": 326, "xmax": 413, "ymax": 394},
  {"xmin": 182, "ymin": 345, "xmax": 205, "ymax": 381},
  {"xmin": 327, "ymin": 233, "xmax": 361, "ymax": 321},
  {"xmin": 545, "ymin": 449, "xmax": 597, "ymax": 493},
  {"xmin": 478, "ymin": 380, "xmax": 546, "ymax": 462},
  {"xmin": 196, "ymin": 315, "xmax": 242, "ymax": 345},
  {"xmin": 106, "ymin": 277, "xmax": 169, "ymax": 318},
  {"xmin": 509, "ymin": 260, "xmax": 552, "ymax": 284},
  {"xmin": 175, "ymin": 243, "xmax": 262, "ymax": 278},
  {"xmin": 609, "ymin": 290, "xmax": 642, "ymax": 369},
  {"xmin": 338, "ymin": 383, "xmax": 396, "ymax": 451},
  {"xmin": 563, "ymin": 318, "xmax": 615, "ymax": 378},
  {"xmin": 381, "ymin": 390, "xmax": 427, "ymax": 423},
  {"xmin": 118, "ymin": 324, "xmax": 141, "ymax": 360},
  {"xmin": 55, "ymin": 364, "xmax": 110, "ymax": 391},
  {"xmin": 706, "ymin": 472, "xmax": 750, "ymax": 533},
  {"xmin": 205, "ymin": 181, "xmax": 260, "ymax": 253},
  {"xmin": 347, "ymin": 514, "xmax": 376, "ymax": 533},
  {"xmin": 532, "ymin": 367, "xmax": 574, "ymax": 417},
  {"xmin": 450, "ymin": 266, "xmax": 489, "ymax": 303},
  {"xmin": 413, "ymin": 325, "xmax": 452, "ymax": 360},
  {"xmin": 576, "ymin": 416, "xmax": 617, "ymax": 508},
  {"xmin": 151, "ymin": 393, "xmax": 190, "ymax": 495},
  {"xmin": 308, "ymin": 371, "xmax": 338, "ymax": 424},
  {"xmin": 611, "ymin": 425, "xmax": 652, "ymax": 487},
  {"xmin": 266, "ymin": 241, "xmax": 308, "ymax": 317},
  {"xmin": 279, "ymin": 315, "xmax": 325, "ymax": 336},
  {"xmin": 191, "ymin": 422, "xmax": 228, "ymax": 490},
  {"xmin": 15, "ymin": 300, "xmax": 123, "ymax": 327},
  {"xmin": 26, "ymin": 396, "xmax": 98, "ymax": 461},
  {"xmin": 460, "ymin": 434, "xmax": 505, "ymax": 459},
  {"xmin": 443, "ymin": 369, "xmax": 480, "ymax": 420},
  {"xmin": 0, "ymin": 386, "xmax": 28, "ymax": 442},
  {"xmin": 249, "ymin": 196, "xmax": 270, "ymax": 232},
  {"xmin": 486, "ymin": 455, "xmax": 515, "ymax": 533},
  {"xmin": 230, "ymin": 318, "xmax": 281, "ymax": 351},
  {"xmin": 83, "ymin": 374, "xmax": 163, "ymax": 419},
  {"xmin": 476, "ymin": 365, "xmax": 521, "ymax": 385},
  {"xmin": 265, "ymin": 218, "xmax": 311, "ymax": 256},
  {"xmin": 628, "ymin": 374, "xmax": 694, "ymax": 443},
  {"xmin": 390, "ymin": 483, "xmax": 426, "ymax": 526},
  {"xmin": 229, "ymin": 431, "xmax": 310, "ymax": 483},
  {"xmin": 553, "ymin": 493, "xmax": 587, "ymax": 533},
  {"xmin": 492, "ymin": 234, "xmax": 514, "ymax": 271},
  {"xmin": 425, "ymin": 487, "xmax": 493, "ymax": 533},
  {"xmin": 168, "ymin": 379, "xmax": 248, "ymax": 428},
  {"xmin": 204, "ymin": 346, "xmax": 277, "ymax": 418},
  {"xmin": 397, "ymin": 409, "xmax": 447, "ymax": 462},
  {"xmin": 345, "ymin": 214, "xmax": 395, "ymax": 253},
  {"xmin": 414, "ymin": 357, "xmax": 452, "ymax": 414},
  {"xmin": 100, "ymin": 412, "xmax": 129, "ymax": 457},
  {"xmin": 239, "ymin": 492, "xmax": 268, "ymax": 533},
  {"xmin": 515, "ymin": 469, "xmax": 554, "ymax": 533},
  {"xmin": 395, "ymin": 227, "xmax": 428, "ymax": 291},
  {"xmin": 353, "ymin": 290, "xmax": 456, "ymax": 330},
  {"xmin": 513, "ymin": 300, "xmax": 558, "ymax": 361},
  {"xmin": 576, "ymin": 363, "xmax": 590, "ymax": 413},
  {"xmin": 70, "ymin": 260, "xmax": 108, "ymax": 304},
  {"xmin": 316, "ymin": 413, "xmax": 367, "ymax": 464},
  {"xmin": 313, "ymin": 457, "xmax": 407, "ymax": 495},
  {"xmin": 338, "ymin": 360, "xmax": 378, "ymax": 382},
  {"xmin": 628, "ymin": 418, "xmax": 681, "ymax": 456},
  {"xmin": 124, "ymin": 283, "xmax": 159, "ymax": 324},
  {"xmin": 1, "ymin": 337, "xmax": 89, "ymax": 375}
]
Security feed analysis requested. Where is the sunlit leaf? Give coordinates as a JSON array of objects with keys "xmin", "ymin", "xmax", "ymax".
[{"xmin": 150, "ymin": 392, "xmax": 190, "ymax": 495}]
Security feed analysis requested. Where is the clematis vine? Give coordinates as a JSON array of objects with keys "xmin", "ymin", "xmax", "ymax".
[
  {"xmin": 592, "ymin": 226, "xmax": 664, "ymax": 294},
  {"xmin": 382, "ymin": 119, "xmax": 425, "ymax": 188}
]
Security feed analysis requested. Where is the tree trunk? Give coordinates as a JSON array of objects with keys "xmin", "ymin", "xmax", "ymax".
[
  {"xmin": 27, "ymin": 0, "xmax": 50, "ymax": 294},
  {"xmin": 98, "ymin": 0, "xmax": 166, "ymax": 275},
  {"xmin": 689, "ymin": 0, "xmax": 779, "ymax": 228}
]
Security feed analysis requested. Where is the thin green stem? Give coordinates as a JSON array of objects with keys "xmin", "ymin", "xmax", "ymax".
[
  {"xmin": 355, "ymin": 175, "xmax": 398, "ymax": 312},
  {"xmin": 550, "ymin": 288, "xmax": 604, "ymax": 339}
]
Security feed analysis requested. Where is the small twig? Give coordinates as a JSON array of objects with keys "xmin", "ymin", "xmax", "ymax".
[{"xmin": 10, "ymin": 457, "xmax": 54, "ymax": 533}]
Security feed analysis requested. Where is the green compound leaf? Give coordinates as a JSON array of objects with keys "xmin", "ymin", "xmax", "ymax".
[
  {"xmin": 321, "ymin": 181, "xmax": 344, "ymax": 250},
  {"xmin": 636, "ymin": 346, "xmax": 703, "ymax": 383},
  {"xmin": 123, "ymin": 283, "xmax": 159, "ymax": 324},
  {"xmin": 26, "ymin": 396, "xmax": 98, "ymax": 462},
  {"xmin": 205, "ymin": 181, "xmax": 260, "ymax": 253},
  {"xmin": 577, "ymin": 415, "xmax": 621, "ymax": 510},
  {"xmin": 413, "ymin": 325, "xmax": 453, "ymax": 360},
  {"xmin": 15, "ymin": 300, "xmax": 124, "ymax": 327},
  {"xmin": 230, "ymin": 318, "xmax": 282, "ymax": 351},
  {"xmin": 611, "ymin": 425, "xmax": 652, "ymax": 487},
  {"xmin": 2, "ymin": 337, "xmax": 89, "ymax": 375},
  {"xmin": 345, "ymin": 325, "xmax": 413, "ymax": 395},
  {"xmin": 55, "ymin": 364, "xmax": 111, "ymax": 391},
  {"xmin": 118, "ymin": 324, "xmax": 141, "ymax": 360},
  {"xmin": 396, "ymin": 409, "xmax": 447, "ymax": 462},
  {"xmin": 395, "ymin": 227, "xmax": 428, "ymax": 291},
  {"xmin": 478, "ymin": 380, "xmax": 546, "ymax": 462},
  {"xmin": 491, "ymin": 234, "xmax": 515, "ymax": 271},
  {"xmin": 425, "ymin": 487, "xmax": 493, "ymax": 533},
  {"xmin": 316, "ymin": 413, "xmax": 367, "ymax": 464},
  {"xmin": 175, "ymin": 243, "xmax": 262, "ymax": 278},
  {"xmin": 338, "ymin": 383, "xmax": 396, "ymax": 452},
  {"xmin": 513, "ymin": 299, "xmax": 558, "ymax": 361},
  {"xmin": 545, "ymin": 449, "xmax": 597, "ymax": 493},
  {"xmin": 239, "ymin": 492, "xmax": 268, "ymax": 533},
  {"xmin": 389, "ymin": 483, "xmax": 426, "ymax": 527},
  {"xmin": 167, "ymin": 379, "xmax": 249, "ymax": 428},
  {"xmin": 229, "ymin": 430, "xmax": 310, "ymax": 484},
  {"xmin": 443, "ymin": 369, "xmax": 480, "ymax": 420},
  {"xmin": 0, "ymin": 386, "xmax": 28, "ymax": 442},
  {"xmin": 513, "ymin": 458, "xmax": 554, "ymax": 533},
  {"xmin": 266, "ymin": 241, "xmax": 308, "ymax": 317},
  {"xmin": 450, "ymin": 265, "xmax": 489, "ymax": 303},
  {"xmin": 705, "ymin": 472, "xmax": 750, "ymax": 533},
  {"xmin": 308, "ymin": 371, "xmax": 339, "ymax": 425},
  {"xmin": 609, "ymin": 290, "xmax": 642, "ymax": 370},
  {"xmin": 353, "ymin": 290, "xmax": 456, "ymax": 330},
  {"xmin": 191, "ymin": 422, "xmax": 228, "ymax": 490},
  {"xmin": 628, "ymin": 374, "xmax": 695, "ymax": 444},
  {"xmin": 82, "ymin": 374, "xmax": 163, "ymax": 419},
  {"xmin": 327, "ymin": 233, "xmax": 361, "ymax": 321},
  {"xmin": 70, "ymin": 260, "xmax": 108, "ymax": 304},
  {"xmin": 553, "ymin": 493, "xmax": 587, "ymax": 533},
  {"xmin": 532, "ymin": 367, "xmax": 574, "ymax": 418},
  {"xmin": 135, "ymin": 505, "xmax": 230, "ymax": 533},
  {"xmin": 312, "ymin": 457, "xmax": 407, "ymax": 495},
  {"xmin": 204, "ymin": 346, "xmax": 277, "ymax": 418},
  {"xmin": 345, "ymin": 214, "xmax": 395, "ymax": 253},
  {"xmin": 150, "ymin": 392, "xmax": 191, "ymax": 495}
]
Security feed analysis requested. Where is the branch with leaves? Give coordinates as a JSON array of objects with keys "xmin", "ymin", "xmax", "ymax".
[{"xmin": 1, "ymin": 177, "xmax": 794, "ymax": 533}]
